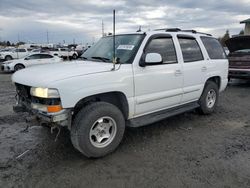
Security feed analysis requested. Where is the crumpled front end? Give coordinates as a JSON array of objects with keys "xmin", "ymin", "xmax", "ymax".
[{"xmin": 13, "ymin": 83, "xmax": 72, "ymax": 128}]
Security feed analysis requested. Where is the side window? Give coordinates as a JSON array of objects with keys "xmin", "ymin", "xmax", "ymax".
[
  {"xmin": 39, "ymin": 54, "xmax": 53, "ymax": 59},
  {"xmin": 18, "ymin": 49, "xmax": 26, "ymax": 52},
  {"xmin": 145, "ymin": 37, "xmax": 177, "ymax": 64},
  {"xmin": 201, "ymin": 37, "xmax": 227, "ymax": 59},
  {"xmin": 27, "ymin": 54, "xmax": 39, "ymax": 60},
  {"xmin": 178, "ymin": 37, "xmax": 204, "ymax": 62}
]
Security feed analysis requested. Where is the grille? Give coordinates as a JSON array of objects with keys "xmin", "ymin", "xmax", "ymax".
[
  {"xmin": 15, "ymin": 83, "xmax": 61, "ymax": 105},
  {"xmin": 15, "ymin": 83, "xmax": 31, "ymax": 103}
]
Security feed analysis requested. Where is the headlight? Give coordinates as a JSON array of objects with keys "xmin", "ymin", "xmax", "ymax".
[{"xmin": 30, "ymin": 87, "xmax": 60, "ymax": 98}]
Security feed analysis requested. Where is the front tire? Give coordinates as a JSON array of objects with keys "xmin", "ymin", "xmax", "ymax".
[
  {"xmin": 198, "ymin": 81, "xmax": 219, "ymax": 114},
  {"xmin": 14, "ymin": 64, "xmax": 25, "ymax": 72},
  {"xmin": 71, "ymin": 102, "xmax": 125, "ymax": 158}
]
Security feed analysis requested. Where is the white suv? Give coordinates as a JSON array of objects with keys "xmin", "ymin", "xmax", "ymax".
[
  {"xmin": 49, "ymin": 48, "xmax": 78, "ymax": 59},
  {"xmin": 0, "ymin": 48, "xmax": 29, "ymax": 60},
  {"xmin": 12, "ymin": 29, "xmax": 228, "ymax": 158}
]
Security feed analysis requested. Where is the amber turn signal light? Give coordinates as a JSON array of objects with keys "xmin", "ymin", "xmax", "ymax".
[{"xmin": 47, "ymin": 105, "xmax": 62, "ymax": 113}]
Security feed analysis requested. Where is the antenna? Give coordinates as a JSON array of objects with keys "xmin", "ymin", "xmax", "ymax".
[
  {"xmin": 102, "ymin": 20, "xmax": 105, "ymax": 37},
  {"xmin": 112, "ymin": 9, "xmax": 116, "ymax": 70},
  {"xmin": 137, "ymin": 26, "xmax": 142, "ymax": 32}
]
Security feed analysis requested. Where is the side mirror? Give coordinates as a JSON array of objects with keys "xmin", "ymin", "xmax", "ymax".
[
  {"xmin": 145, "ymin": 53, "xmax": 162, "ymax": 64},
  {"xmin": 24, "ymin": 57, "xmax": 29, "ymax": 60},
  {"xmin": 139, "ymin": 53, "xmax": 163, "ymax": 67}
]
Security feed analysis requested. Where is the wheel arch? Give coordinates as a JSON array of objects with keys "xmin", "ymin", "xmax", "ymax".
[
  {"xmin": 205, "ymin": 76, "xmax": 221, "ymax": 90},
  {"xmin": 73, "ymin": 91, "xmax": 129, "ymax": 120},
  {"xmin": 14, "ymin": 63, "xmax": 25, "ymax": 69},
  {"xmin": 5, "ymin": 55, "xmax": 13, "ymax": 60}
]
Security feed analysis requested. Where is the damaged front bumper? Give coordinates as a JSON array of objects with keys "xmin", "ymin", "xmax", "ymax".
[{"xmin": 13, "ymin": 102, "xmax": 72, "ymax": 129}]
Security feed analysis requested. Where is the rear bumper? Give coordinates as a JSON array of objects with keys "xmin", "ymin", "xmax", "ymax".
[
  {"xmin": 229, "ymin": 68, "xmax": 250, "ymax": 79},
  {"xmin": 220, "ymin": 78, "xmax": 228, "ymax": 92}
]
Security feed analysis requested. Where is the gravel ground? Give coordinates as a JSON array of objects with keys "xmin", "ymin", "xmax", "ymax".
[{"xmin": 0, "ymin": 73, "xmax": 250, "ymax": 188}]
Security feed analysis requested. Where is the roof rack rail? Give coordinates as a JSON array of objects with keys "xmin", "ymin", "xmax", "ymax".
[
  {"xmin": 155, "ymin": 28, "xmax": 181, "ymax": 32},
  {"xmin": 154, "ymin": 28, "xmax": 212, "ymax": 36},
  {"xmin": 181, "ymin": 30, "xmax": 212, "ymax": 36}
]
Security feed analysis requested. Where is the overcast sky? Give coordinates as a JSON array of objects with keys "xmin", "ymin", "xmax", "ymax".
[{"xmin": 0, "ymin": 0, "xmax": 249, "ymax": 44}]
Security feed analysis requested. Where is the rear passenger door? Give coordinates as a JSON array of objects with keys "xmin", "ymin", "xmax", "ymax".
[
  {"xmin": 15, "ymin": 49, "xmax": 28, "ymax": 59},
  {"xmin": 178, "ymin": 35, "xmax": 207, "ymax": 103}
]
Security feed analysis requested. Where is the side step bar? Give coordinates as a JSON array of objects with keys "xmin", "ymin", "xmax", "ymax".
[{"xmin": 127, "ymin": 102, "xmax": 199, "ymax": 128}]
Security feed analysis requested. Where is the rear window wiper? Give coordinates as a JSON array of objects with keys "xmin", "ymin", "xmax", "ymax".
[{"xmin": 91, "ymin": 56, "xmax": 110, "ymax": 62}]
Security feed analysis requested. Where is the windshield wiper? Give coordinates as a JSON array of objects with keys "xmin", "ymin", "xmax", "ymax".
[
  {"xmin": 91, "ymin": 56, "xmax": 110, "ymax": 62},
  {"xmin": 80, "ymin": 56, "xmax": 88, "ymax": 60}
]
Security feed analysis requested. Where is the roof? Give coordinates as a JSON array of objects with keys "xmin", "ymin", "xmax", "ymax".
[
  {"xmin": 106, "ymin": 28, "xmax": 213, "ymax": 37},
  {"xmin": 240, "ymin": 18, "xmax": 250, "ymax": 24}
]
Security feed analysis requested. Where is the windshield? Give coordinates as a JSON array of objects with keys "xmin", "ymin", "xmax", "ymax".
[{"xmin": 82, "ymin": 34, "xmax": 145, "ymax": 64}]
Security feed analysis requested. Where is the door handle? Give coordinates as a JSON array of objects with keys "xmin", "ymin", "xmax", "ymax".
[
  {"xmin": 175, "ymin": 70, "xmax": 182, "ymax": 76},
  {"xmin": 201, "ymin": 66, "xmax": 207, "ymax": 72}
]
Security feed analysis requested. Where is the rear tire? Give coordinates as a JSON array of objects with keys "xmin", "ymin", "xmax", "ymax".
[
  {"xmin": 14, "ymin": 64, "xmax": 25, "ymax": 72},
  {"xmin": 72, "ymin": 54, "xmax": 77, "ymax": 59},
  {"xmin": 71, "ymin": 102, "xmax": 125, "ymax": 158},
  {"xmin": 5, "ymin": 56, "xmax": 12, "ymax": 61},
  {"xmin": 198, "ymin": 81, "xmax": 219, "ymax": 115}
]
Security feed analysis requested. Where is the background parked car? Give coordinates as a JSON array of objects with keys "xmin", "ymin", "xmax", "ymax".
[
  {"xmin": 1, "ymin": 53, "xmax": 62, "ymax": 72},
  {"xmin": 0, "ymin": 48, "xmax": 29, "ymax": 61},
  {"xmin": 49, "ymin": 48, "xmax": 78, "ymax": 60},
  {"xmin": 226, "ymin": 35, "xmax": 250, "ymax": 80}
]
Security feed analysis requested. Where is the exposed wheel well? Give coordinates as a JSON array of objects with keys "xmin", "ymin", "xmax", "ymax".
[
  {"xmin": 14, "ymin": 63, "xmax": 25, "ymax": 68},
  {"xmin": 206, "ymin": 76, "xmax": 221, "ymax": 89},
  {"xmin": 5, "ymin": 55, "xmax": 12, "ymax": 60},
  {"xmin": 73, "ymin": 92, "xmax": 129, "ymax": 120}
]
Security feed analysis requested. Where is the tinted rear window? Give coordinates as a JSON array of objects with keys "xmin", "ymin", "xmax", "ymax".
[
  {"xmin": 178, "ymin": 38, "xmax": 203, "ymax": 62},
  {"xmin": 201, "ymin": 37, "xmax": 227, "ymax": 59}
]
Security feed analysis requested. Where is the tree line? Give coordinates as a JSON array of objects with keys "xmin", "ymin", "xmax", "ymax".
[
  {"xmin": 218, "ymin": 29, "xmax": 244, "ymax": 47},
  {"xmin": 0, "ymin": 41, "xmax": 25, "ymax": 47}
]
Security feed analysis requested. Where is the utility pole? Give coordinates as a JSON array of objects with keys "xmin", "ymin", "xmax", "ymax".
[
  {"xmin": 102, "ymin": 20, "xmax": 104, "ymax": 37},
  {"xmin": 46, "ymin": 30, "xmax": 49, "ymax": 44},
  {"xmin": 0, "ymin": 29, "xmax": 2, "ymax": 42},
  {"xmin": 73, "ymin": 38, "xmax": 75, "ymax": 44},
  {"xmin": 17, "ymin": 33, "xmax": 20, "ymax": 43}
]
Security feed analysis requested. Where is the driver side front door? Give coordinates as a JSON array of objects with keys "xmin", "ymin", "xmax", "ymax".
[{"xmin": 133, "ymin": 35, "xmax": 183, "ymax": 116}]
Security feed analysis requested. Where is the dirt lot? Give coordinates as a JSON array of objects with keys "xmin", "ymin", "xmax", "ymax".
[{"xmin": 0, "ymin": 73, "xmax": 250, "ymax": 188}]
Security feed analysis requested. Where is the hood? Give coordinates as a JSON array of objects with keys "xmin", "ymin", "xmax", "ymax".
[
  {"xmin": 225, "ymin": 35, "xmax": 250, "ymax": 53},
  {"xmin": 3, "ymin": 59, "xmax": 19, "ymax": 65},
  {"xmin": 12, "ymin": 61, "xmax": 113, "ymax": 87}
]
